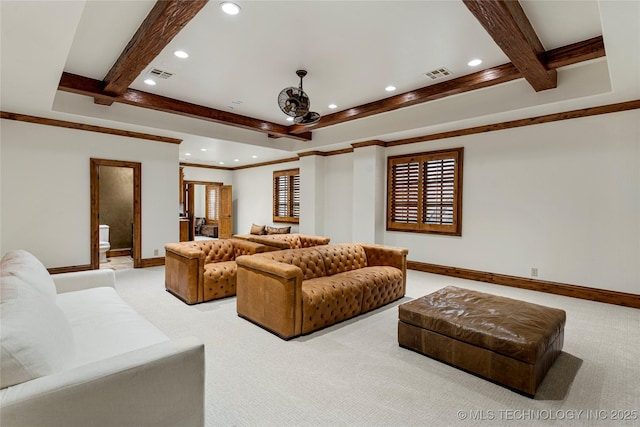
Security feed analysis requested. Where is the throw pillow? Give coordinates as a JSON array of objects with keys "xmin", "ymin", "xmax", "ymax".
[
  {"xmin": 250, "ymin": 224, "xmax": 266, "ymax": 235},
  {"xmin": 0, "ymin": 250, "xmax": 57, "ymax": 301},
  {"xmin": 0, "ymin": 275, "xmax": 75, "ymax": 388},
  {"xmin": 266, "ymin": 226, "xmax": 291, "ymax": 235}
]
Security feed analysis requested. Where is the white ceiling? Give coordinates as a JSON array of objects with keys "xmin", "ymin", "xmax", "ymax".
[{"xmin": 1, "ymin": 1, "xmax": 639, "ymax": 167}]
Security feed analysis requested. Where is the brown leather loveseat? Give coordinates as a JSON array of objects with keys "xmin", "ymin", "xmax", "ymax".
[
  {"xmin": 236, "ymin": 242, "xmax": 408, "ymax": 339},
  {"xmin": 165, "ymin": 238, "xmax": 275, "ymax": 304}
]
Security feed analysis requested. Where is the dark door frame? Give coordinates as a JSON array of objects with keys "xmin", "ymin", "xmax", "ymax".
[{"xmin": 90, "ymin": 158, "xmax": 142, "ymax": 269}]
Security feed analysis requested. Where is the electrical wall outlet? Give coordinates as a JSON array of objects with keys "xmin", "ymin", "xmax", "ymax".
[
  {"xmin": 531, "ymin": 267, "xmax": 538, "ymax": 277},
  {"xmin": 154, "ymin": 249, "xmax": 159, "ymax": 256}
]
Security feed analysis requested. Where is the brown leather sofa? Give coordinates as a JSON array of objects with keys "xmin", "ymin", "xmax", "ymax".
[
  {"xmin": 236, "ymin": 242, "xmax": 408, "ymax": 339},
  {"xmin": 165, "ymin": 238, "xmax": 275, "ymax": 304},
  {"xmin": 232, "ymin": 233, "xmax": 330, "ymax": 249}
]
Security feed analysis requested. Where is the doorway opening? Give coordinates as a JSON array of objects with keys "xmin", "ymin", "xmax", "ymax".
[
  {"xmin": 182, "ymin": 180, "xmax": 233, "ymax": 240},
  {"xmin": 90, "ymin": 158, "xmax": 142, "ymax": 269}
]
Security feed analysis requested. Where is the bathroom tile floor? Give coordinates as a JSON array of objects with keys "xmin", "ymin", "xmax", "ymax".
[{"xmin": 100, "ymin": 256, "xmax": 134, "ymax": 270}]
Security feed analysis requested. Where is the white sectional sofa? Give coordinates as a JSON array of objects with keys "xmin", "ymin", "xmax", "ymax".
[{"xmin": 0, "ymin": 250, "xmax": 205, "ymax": 427}]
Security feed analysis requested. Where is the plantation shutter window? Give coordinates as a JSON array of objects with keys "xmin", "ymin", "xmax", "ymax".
[
  {"xmin": 205, "ymin": 185, "xmax": 220, "ymax": 222},
  {"xmin": 387, "ymin": 148, "xmax": 463, "ymax": 235},
  {"xmin": 273, "ymin": 168, "xmax": 300, "ymax": 224}
]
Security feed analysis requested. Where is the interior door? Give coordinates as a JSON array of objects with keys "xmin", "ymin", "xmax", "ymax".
[
  {"xmin": 185, "ymin": 183, "xmax": 195, "ymax": 240},
  {"xmin": 218, "ymin": 185, "xmax": 233, "ymax": 238}
]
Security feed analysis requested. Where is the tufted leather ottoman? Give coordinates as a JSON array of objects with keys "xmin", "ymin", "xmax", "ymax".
[{"xmin": 398, "ymin": 286, "xmax": 566, "ymax": 396}]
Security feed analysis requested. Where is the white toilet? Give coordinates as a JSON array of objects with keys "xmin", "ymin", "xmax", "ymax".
[{"xmin": 99, "ymin": 225, "xmax": 110, "ymax": 263}]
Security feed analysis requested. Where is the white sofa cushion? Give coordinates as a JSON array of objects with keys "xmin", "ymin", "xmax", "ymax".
[
  {"xmin": 56, "ymin": 287, "xmax": 169, "ymax": 369},
  {"xmin": 0, "ymin": 275, "xmax": 75, "ymax": 389},
  {"xmin": 0, "ymin": 250, "xmax": 57, "ymax": 301}
]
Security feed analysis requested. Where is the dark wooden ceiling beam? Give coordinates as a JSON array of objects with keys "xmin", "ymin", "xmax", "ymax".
[
  {"xmin": 545, "ymin": 36, "xmax": 605, "ymax": 69},
  {"xmin": 288, "ymin": 36, "xmax": 604, "ymax": 135},
  {"xmin": 59, "ymin": 72, "xmax": 312, "ymax": 141},
  {"xmin": 463, "ymin": 0, "xmax": 556, "ymax": 92},
  {"xmin": 97, "ymin": 0, "xmax": 209, "ymax": 105}
]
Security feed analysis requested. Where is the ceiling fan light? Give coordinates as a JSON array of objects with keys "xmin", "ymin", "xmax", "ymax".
[{"xmin": 220, "ymin": 2, "xmax": 241, "ymax": 15}]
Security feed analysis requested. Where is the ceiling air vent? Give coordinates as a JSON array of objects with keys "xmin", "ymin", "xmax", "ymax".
[
  {"xmin": 148, "ymin": 68, "xmax": 174, "ymax": 79},
  {"xmin": 425, "ymin": 67, "xmax": 453, "ymax": 80}
]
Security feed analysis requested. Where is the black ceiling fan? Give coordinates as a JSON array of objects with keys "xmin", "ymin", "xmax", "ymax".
[{"xmin": 277, "ymin": 70, "xmax": 321, "ymax": 125}]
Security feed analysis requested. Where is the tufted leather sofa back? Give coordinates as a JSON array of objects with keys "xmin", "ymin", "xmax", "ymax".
[
  {"xmin": 315, "ymin": 243, "xmax": 368, "ymax": 276},
  {"xmin": 249, "ymin": 243, "xmax": 372, "ymax": 280},
  {"xmin": 202, "ymin": 239, "xmax": 236, "ymax": 263},
  {"xmin": 257, "ymin": 248, "xmax": 327, "ymax": 281}
]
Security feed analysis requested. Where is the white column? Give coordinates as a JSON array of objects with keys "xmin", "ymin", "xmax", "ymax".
[
  {"xmin": 352, "ymin": 143, "xmax": 386, "ymax": 244},
  {"xmin": 299, "ymin": 154, "xmax": 325, "ymax": 236}
]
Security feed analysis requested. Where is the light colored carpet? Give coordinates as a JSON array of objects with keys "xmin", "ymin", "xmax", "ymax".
[{"xmin": 114, "ymin": 267, "xmax": 639, "ymax": 426}]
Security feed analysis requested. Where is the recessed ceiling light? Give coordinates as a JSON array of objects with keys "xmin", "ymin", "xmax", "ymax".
[
  {"xmin": 174, "ymin": 50, "xmax": 189, "ymax": 59},
  {"xmin": 185, "ymin": 153, "xmax": 191, "ymax": 156},
  {"xmin": 468, "ymin": 58, "xmax": 483, "ymax": 67},
  {"xmin": 252, "ymin": 155, "xmax": 258, "ymax": 159},
  {"xmin": 144, "ymin": 79, "xmax": 156, "ymax": 86},
  {"xmin": 385, "ymin": 85, "xmax": 396, "ymax": 92},
  {"xmin": 286, "ymin": 117, "xmax": 294, "ymax": 122},
  {"xmin": 220, "ymin": 2, "xmax": 241, "ymax": 15},
  {"xmin": 219, "ymin": 161, "xmax": 225, "ymax": 165},
  {"xmin": 200, "ymin": 148, "xmax": 207, "ymax": 152},
  {"xmin": 328, "ymin": 104, "xmax": 337, "ymax": 109}
]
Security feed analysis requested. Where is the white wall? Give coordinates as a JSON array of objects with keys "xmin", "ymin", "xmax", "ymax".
[
  {"xmin": 323, "ymin": 154, "xmax": 353, "ymax": 243},
  {"xmin": 233, "ymin": 161, "xmax": 300, "ymax": 235},
  {"xmin": 0, "ymin": 119, "xmax": 179, "ymax": 267},
  {"xmin": 383, "ymin": 110, "xmax": 640, "ymax": 294}
]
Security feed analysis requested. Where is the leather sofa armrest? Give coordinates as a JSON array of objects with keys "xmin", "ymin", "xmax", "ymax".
[
  {"xmin": 165, "ymin": 243, "xmax": 205, "ymax": 304},
  {"xmin": 165, "ymin": 242, "xmax": 206, "ymax": 260},
  {"xmin": 0, "ymin": 338, "xmax": 205, "ymax": 427},
  {"xmin": 359, "ymin": 243, "xmax": 408, "ymax": 269},
  {"xmin": 235, "ymin": 255, "xmax": 300, "ymax": 279},
  {"xmin": 228, "ymin": 238, "xmax": 271, "ymax": 257},
  {"xmin": 359, "ymin": 243, "xmax": 408, "ymax": 291},
  {"xmin": 236, "ymin": 255, "xmax": 303, "ymax": 339},
  {"xmin": 296, "ymin": 234, "xmax": 330, "ymax": 248}
]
